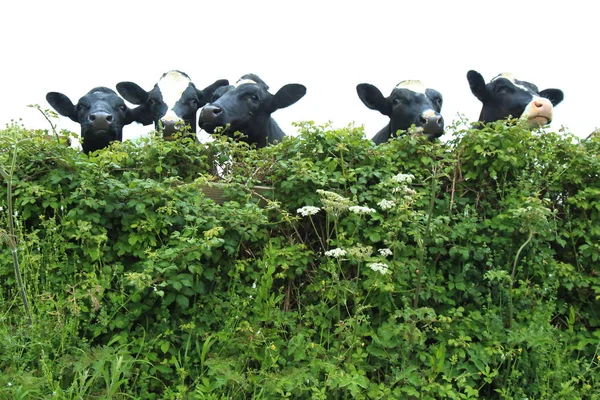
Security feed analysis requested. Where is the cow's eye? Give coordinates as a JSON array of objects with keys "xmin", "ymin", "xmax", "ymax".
[
  {"xmin": 119, "ymin": 105, "xmax": 127, "ymax": 112},
  {"xmin": 149, "ymin": 99, "xmax": 157, "ymax": 106},
  {"xmin": 250, "ymin": 94, "xmax": 259, "ymax": 101},
  {"xmin": 392, "ymin": 98, "xmax": 401, "ymax": 105},
  {"xmin": 77, "ymin": 104, "xmax": 89, "ymax": 111},
  {"xmin": 189, "ymin": 99, "xmax": 198, "ymax": 105}
]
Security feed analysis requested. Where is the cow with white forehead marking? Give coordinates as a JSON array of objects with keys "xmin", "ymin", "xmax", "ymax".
[
  {"xmin": 116, "ymin": 70, "xmax": 229, "ymax": 138},
  {"xmin": 198, "ymin": 74, "xmax": 307, "ymax": 148},
  {"xmin": 467, "ymin": 70, "xmax": 564, "ymax": 127},
  {"xmin": 356, "ymin": 80, "xmax": 444, "ymax": 144},
  {"xmin": 46, "ymin": 87, "xmax": 143, "ymax": 154}
]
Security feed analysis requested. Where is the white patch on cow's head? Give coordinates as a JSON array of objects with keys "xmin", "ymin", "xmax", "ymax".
[
  {"xmin": 162, "ymin": 110, "xmax": 179, "ymax": 122},
  {"xmin": 492, "ymin": 72, "xmax": 515, "ymax": 83},
  {"xmin": 491, "ymin": 72, "xmax": 533, "ymax": 93},
  {"xmin": 421, "ymin": 109, "xmax": 437, "ymax": 118},
  {"xmin": 157, "ymin": 71, "xmax": 192, "ymax": 116},
  {"xmin": 234, "ymin": 79, "xmax": 258, "ymax": 88},
  {"xmin": 395, "ymin": 80, "xmax": 427, "ymax": 94}
]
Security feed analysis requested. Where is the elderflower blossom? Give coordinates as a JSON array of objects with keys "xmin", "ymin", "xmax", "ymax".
[
  {"xmin": 348, "ymin": 205, "xmax": 376, "ymax": 215},
  {"xmin": 391, "ymin": 173, "xmax": 414, "ymax": 184},
  {"xmin": 392, "ymin": 186, "xmax": 417, "ymax": 198},
  {"xmin": 378, "ymin": 248, "xmax": 393, "ymax": 257},
  {"xmin": 368, "ymin": 262, "xmax": 389, "ymax": 275},
  {"xmin": 297, "ymin": 206, "xmax": 321, "ymax": 216},
  {"xmin": 316, "ymin": 189, "xmax": 352, "ymax": 215},
  {"xmin": 346, "ymin": 245, "xmax": 373, "ymax": 261},
  {"xmin": 324, "ymin": 248, "xmax": 346, "ymax": 258},
  {"xmin": 377, "ymin": 199, "xmax": 396, "ymax": 210}
]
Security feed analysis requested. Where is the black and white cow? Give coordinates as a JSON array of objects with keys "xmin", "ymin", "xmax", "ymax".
[
  {"xmin": 198, "ymin": 74, "xmax": 306, "ymax": 148},
  {"xmin": 356, "ymin": 80, "xmax": 444, "ymax": 144},
  {"xmin": 46, "ymin": 87, "xmax": 141, "ymax": 154},
  {"xmin": 116, "ymin": 70, "xmax": 229, "ymax": 138},
  {"xmin": 467, "ymin": 70, "xmax": 564, "ymax": 127}
]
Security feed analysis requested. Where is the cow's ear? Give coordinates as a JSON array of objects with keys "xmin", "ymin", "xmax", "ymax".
[
  {"xmin": 125, "ymin": 104, "xmax": 154, "ymax": 126},
  {"xmin": 116, "ymin": 82, "xmax": 149, "ymax": 105},
  {"xmin": 467, "ymin": 70, "xmax": 489, "ymax": 102},
  {"xmin": 539, "ymin": 89, "xmax": 564, "ymax": 106},
  {"xmin": 46, "ymin": 92, "xmax": 77, "ymax": 121},
  {"xmin": 195, "ymin": 79, "xmax": 230, "ymax": 105},
  {"xmin": 271, "ymin": 84, "xmax": 306, "ymax": 111},
  {"xmin": 356, "ymin": 84, "xmax": 389, "ymax": 115},
  {"xmin": 426, "ymin": 88, "xmax": 444, "ymax": 111}
]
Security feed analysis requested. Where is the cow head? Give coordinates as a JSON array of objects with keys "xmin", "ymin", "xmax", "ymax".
[
  {"xmin": 116, "ymin": 70, "xmax": 228, "ymax": 138},
  {"xmin": 198, "ymin": 74, "xmax": 306, "ymax": 146},
  {"xmin": 46, "ymin": 87, "xmax": 139, "ymax": 154},
  {"xmin": 356, "ymin": 80, "xmax": 444, "ymax": 142},
  {"xmin": 467, "ymin": 70, "xmax": 564, "ymax": 127}
]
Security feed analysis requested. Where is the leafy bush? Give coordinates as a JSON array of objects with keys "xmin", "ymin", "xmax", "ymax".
[{"xmin": 1, "ymin": 117, "xmax": 599, "ymax": 399}]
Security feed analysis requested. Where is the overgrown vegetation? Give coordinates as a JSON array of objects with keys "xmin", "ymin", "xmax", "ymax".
[{"xmin": 1, "ymin": 116, "xmax": 599, "ymax": 399}]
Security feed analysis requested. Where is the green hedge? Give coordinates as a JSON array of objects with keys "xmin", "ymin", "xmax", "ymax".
[{"xmin": 0, "ymin": 118, "xmax": 599, "ymax": 399}]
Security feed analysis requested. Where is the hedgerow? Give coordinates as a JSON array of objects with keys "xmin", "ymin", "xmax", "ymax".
[{"xmin": 0, "ymin": 116, "xmax": 599, "ymax": 399}]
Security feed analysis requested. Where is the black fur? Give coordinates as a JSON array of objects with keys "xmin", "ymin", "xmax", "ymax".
[
  {"xmin": 198, "ymin": 74, "xmax": 306, "ymax": 148},
  {"xmin": 46, "ymin": 87, "xmax": 141, "ymax": 154},
  {"xmin": 356, "ymin": 82, "xmax": 444, "ymax": 144},
  {"xmin": 116, "ymin": 71, "xmax": 229, "ymax": 137},
  {"xmin": 467, "ymin": 70, "xmax": 564, "ymax": 125}
]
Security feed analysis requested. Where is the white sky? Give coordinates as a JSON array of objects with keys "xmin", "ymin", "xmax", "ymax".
[{"xmin": 0, "ymin": 1, "xmax": 596, "ymax": 144}]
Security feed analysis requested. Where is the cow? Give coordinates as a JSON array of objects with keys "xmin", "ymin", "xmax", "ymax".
[
  {"xmin": 46, "ymin": 87, "xmax": 142, "ymax": 154},
  {"xmin": 116, "ymin": 70, "xmax": 229, "ymax": 139},
  {"xmin": 467, "ymin": 70, "xmax": 564, "ymax": 128},
  {"xmin": 198, "ymin": 74, "xmax": 307, "ymax": 148},
  {"xmin": 356, "ymin": 80, "xmax": 444, "ymax": 144}
]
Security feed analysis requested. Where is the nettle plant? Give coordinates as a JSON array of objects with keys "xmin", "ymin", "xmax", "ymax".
[{"xmin": 0, "ymin": 116, "xmax": 599, "ymax": 399}]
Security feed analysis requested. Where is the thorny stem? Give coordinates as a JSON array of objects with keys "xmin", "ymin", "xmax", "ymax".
[
  {"xmin": 508, "ymin": 229, "xmax": 534, "ymax": 328},
  {"xmin": 308, "ymin": 215, "xmax": 326, "ymax": 250},
  {"xmin": 414, "ymin": 166, "xmax": 438, "ymax": 308},
  {"xmin": 30, "ymin": 104, "xmax": 59, "ymax": 140},
  {"xmin": 0, "ymin": 140, "xmax": 32, "ymax": 325},
  {"xmin": 449, "ymin": 155, "xmax": 462, "ymax": 218}
]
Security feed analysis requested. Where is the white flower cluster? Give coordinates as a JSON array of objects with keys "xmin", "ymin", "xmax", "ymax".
[
  {"xmin": 346, "ymin": 245, "xmax": 373, "ymax": 261},
  {"xmin": 316, "ymin": 189, "xmax": 352, "ymax": 214},
  {"xmin": 368, "ymin": 262, "xmax": 389, "ymax": 275},
  {"xmin": 392, "ymin": 186, "xmax": 418, "ymax": 197},
  {"xmin": 348, "ymin": 206, "xmax": 376, "ymax": 215},
  {"xmin": 297, "ymin": 206, "xmax": 321, "ymax": 217},
  {"xmin": 324, "ymin": 248, "xmax": 346, "ymax": 258},
  {"xmin": 388, "ymin": 173, "xmax": 417, "ymax": 200},
  {"xmin": 377, "ymin": 199, "xmax": 396, "ymax": 210},
  {"xmin": 378, "ymin": 248, "xmax": 393, "ymax": 257},
  {"xmin": 391, "ymin": 173, "xmax": 415, "ymax": 184}
]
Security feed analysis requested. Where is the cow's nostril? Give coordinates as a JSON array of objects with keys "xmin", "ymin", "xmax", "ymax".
[
  {"xmin": 106, "ymin": 115, "xmax": 113, "ymax": 122},
  {"xmin": 212, "ymin": 107, "xmax": 222, "ymax": 116},
  {"xmin": 436, "ymin": 116, "xmax": 442, "ymax": 125},
  {"xmin": 89, "ymin": 114, "xmax": 96, "ymax": 121},
  {"xmin": 420, "ymin": 115, "xmax": 427, "ymax": 124}
]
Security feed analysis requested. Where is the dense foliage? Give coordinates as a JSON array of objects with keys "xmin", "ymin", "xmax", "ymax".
[{"xmin": 1, "ymin": 117, "xmax": 599, "ymax": 399}]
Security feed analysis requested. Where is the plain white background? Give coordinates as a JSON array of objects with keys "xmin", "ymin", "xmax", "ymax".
[{"xmin": 0, "ymin": 1, "xmax": 596, "ymax": 144}]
